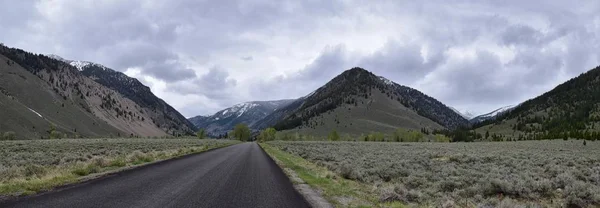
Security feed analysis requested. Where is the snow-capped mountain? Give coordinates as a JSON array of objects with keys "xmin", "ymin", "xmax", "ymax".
[
  {"xmin": 188, "ymin": 99, "xmax": 296, "ymax": 136},
  {"xmin": 450, "ymin": 107, "xmax": 475, "ymax": 120},
  {"xmin": 470, "ymin": 105, "xmax": 516, "ymax": 124},
  {"xmin": 47, "ymin": 54, "xmax": 109, "ymax": 71}
]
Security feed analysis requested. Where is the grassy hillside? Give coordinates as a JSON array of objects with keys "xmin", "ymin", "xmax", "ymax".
[
  {"xmin": 284, "ymin": 90, "xmax": 443, "ymax": 137},
  {"xmin": 0, "ymin": 54, "xmax": 124, "ymax": 139}
]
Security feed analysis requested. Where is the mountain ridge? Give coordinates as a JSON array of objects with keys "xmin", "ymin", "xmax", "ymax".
[
  {"xmin": 470, "ymin": 105, "xmax": 516, "ymax": 124},
  {"xmin": 254, "ymin": 67, "xmax": 469, "ymax": 135},
  {"xmin": 450, "ymin": 107, "xmax": 475, "ymax": 120},
  {"xmin": 48, "ymin": 55, "xmax": 196, "ymax": 136},
  {"xmin": 189, "ymin": 99, "xmax": 295, "ymax": 136}
]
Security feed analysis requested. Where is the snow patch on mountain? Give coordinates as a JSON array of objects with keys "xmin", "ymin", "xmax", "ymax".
[
  {"xmin": 378, "ymin": 76, "xmax": 394, "ymax": 85},
  {"xmin": 450, "ymin": 107, "xmax": 475, "ymax": 119},
  {"xmin": 70, "ymin": 60, "xmax": 92, "ymax": 71},
  {"xmin": 188, "ymin": 99, "xmax": 296, "ymax": 136},
  {"xmin": 27, "ymin": 107, "xmax": 43, "ymax": 118},
  {"xmin": 47, "ymin": 54, "xmax": 109, "ymax": 71},
  {"xmin": 480, "ymin": 105, "xmax": 516, "ymax": 118},
  {"xmin": 233, "ymin": 103, "xmax": 259, "ymax": 117},
  {"xmin": 470, "ymin": 105, "xmax": 517, "ymax": 123}
]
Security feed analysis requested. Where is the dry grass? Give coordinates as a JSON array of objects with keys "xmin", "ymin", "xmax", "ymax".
[
  {"xmin": 267, "ymin": 140, "xmax": 600, "ymax": 207},
  {"xmin": 0, "ymin": 138, "xmax": 239, "ymax": 196}
]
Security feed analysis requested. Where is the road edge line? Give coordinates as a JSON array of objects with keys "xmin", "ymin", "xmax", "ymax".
[{"xmin": 258, "ymin": 143, "xmax": 334, "ymax": 208}]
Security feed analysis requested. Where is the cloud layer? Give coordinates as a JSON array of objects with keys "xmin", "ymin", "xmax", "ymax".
[{"xmin": 1, "ymin": 0, "xmax": 599, "ymax": 117}]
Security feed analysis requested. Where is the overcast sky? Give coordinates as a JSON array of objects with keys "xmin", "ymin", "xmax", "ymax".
[{"xmin": 1, "ymin": 0, "xmax": 599, "ymax": 117}]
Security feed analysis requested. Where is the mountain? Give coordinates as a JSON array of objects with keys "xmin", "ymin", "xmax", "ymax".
[
  {"xmin": 0, "ymin": 44, "xmax": 186, "ymax": 139},
  {"xmin": 255, "ymin": 67, "xmax": 469, "ymax": 136},
  {"xmin": 188, "ymin": 100, "xmax": 295, "ymax": 136},
  {"xmin": 188, "ymin": 115, "xmax": 210, "ymax": 128},
  {"xmin": 469, "ymin": 105, "xmax": 516, "ymax": 124},
  {"xmin": 475, "ymin": 65, "xmax": 600, "ymax": 140},
  {"xmin": 450, "ymin": 107, "xmax": 475, "ymax": 120},
  {"xmin": 48, "ymin": 55, "xmax": 196, "ymax": 136}
]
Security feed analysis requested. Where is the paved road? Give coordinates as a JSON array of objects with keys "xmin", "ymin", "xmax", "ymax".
[{"xmin": 1, "ymin": 143, "xmax": 310, "ymax": 208}]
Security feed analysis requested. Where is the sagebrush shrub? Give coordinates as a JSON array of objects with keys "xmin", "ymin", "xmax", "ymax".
[
  {"xmin": 0, "ymin": 165, "xmax": 21, "ymax": 182},
  {"xmin": 23, "ymin": 164, "xmax": 47, "ymax": 178},
  {"xmin": 0, "ymin": 139, "xmax": 237, "ymax": 184},
  {"xmin": 2, "ymin": 131, "xmax": 16, "ymax": 140},
  {"xmin": 268, "ymin": 140, "xmax": 600, "ymax": 207},
  {"xmin": 91, "ymin": 157, "xmax": 110, "ymax": 168}
]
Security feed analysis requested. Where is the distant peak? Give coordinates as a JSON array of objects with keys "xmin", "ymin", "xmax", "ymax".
[
  {"xmin": 333, "ymin": 67, "xmax": 403, "ymax": 88},
  {"xmin": 70, "ymin": 60, "xmax": 110, "ymax": 72},
  {"xmin": 331, "ymin": 67, "xmax": 379, "ymax": 84},
  {"xmin": 473, "ymin": 105, "xmax": 517, "ymax": 120},
  {"xmin": 450, "ymin": 107, "xmax": 474, "ymax": 119},
  {"xmin": 70, "ymin": 60, "xmax": 92, "ymax": 71},
  {"xmin": 341, "ymin": 67, "xmax": 372, "ymax": 77}
]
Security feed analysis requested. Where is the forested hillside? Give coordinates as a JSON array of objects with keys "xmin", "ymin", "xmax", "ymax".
[
  {"xmin": 263, "ymin": 67, "xmax": 468, "ymax": 135},
  {"xmin": 475, "ymin": 65, "xmax": 600, "ymax": 140}
]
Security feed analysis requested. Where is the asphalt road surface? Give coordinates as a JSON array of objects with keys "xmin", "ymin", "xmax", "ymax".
[{"xmin": 1, "ymin": 142, "xmax": 310, "ymax": 208}]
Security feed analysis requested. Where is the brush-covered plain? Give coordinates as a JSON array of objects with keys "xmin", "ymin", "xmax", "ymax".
[
  {"xmin": 268, "ymin": 140, "xmax": 600, "ymax": 207},
  {"xmin": 0, "ymin": 138, "xmax": 239, "ymax": 196}
]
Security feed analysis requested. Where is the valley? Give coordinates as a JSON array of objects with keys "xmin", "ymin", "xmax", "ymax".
[
  {"xmin": 2, "ymin": 1, "xmax": 600, "ymax": 208},
  {"xmin": 1, "ymin": 43, "xmax": 600, "ymax": 208}
]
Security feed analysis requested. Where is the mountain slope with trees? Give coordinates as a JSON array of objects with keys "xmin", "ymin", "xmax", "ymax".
[
  {"xmin": 256, "ymin": 67, "xmax": 468, "ymax": 136},
  {"xmin": 50, "ymin": 56, "xmax": 196, "ymax": 136},
  {"xmin": 0, "ymin": 44, "xmax": 185, "ymax": 138},
  {"xmin": 475, "ymin": 65, "xmax": 600, "ymax": 141}
]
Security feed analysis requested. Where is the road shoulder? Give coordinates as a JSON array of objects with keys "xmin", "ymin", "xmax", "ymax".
[{"xmin": 260, "ymin": 143, "xmax": 384, "ymax": 208}]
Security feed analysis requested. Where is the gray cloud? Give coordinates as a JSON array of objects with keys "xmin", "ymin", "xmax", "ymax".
[
  {"xmin": 500, "ymin": 24, "xmax": 542, "ymax": 46},
  {"xmin": 249, "ymin": 44, "xmax": 352, "ymax": 100},
  {"xmin": 358, "ymin": 41, "xmax": 446, "ymax": 85},
  {"xmin": 169, "ymin": 66, "xmax": 237, "ymax": 99},
  {"xmin": 0, "ymin": 0, "xmax": 599, "ymax": 116}
]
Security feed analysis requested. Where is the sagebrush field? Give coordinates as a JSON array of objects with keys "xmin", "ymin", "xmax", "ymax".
[
  {"xmin": 0, "ymin": 138, "xmax": 238, "ymax": 196},
  {"xmin": 267, "ymin": 140, "xmax": 600, "ymax": 207}
]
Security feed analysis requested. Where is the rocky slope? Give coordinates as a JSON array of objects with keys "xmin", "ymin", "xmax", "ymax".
[
  {"xmin": 48, "ymin": 55, "xmax": 195, "ymax": 136},
  {"xmin": 0, "ymin": 44, "xmax": 185, "ymax": 138}
]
